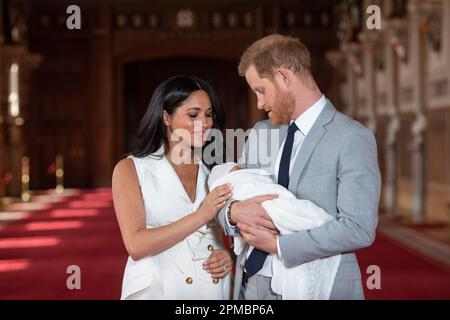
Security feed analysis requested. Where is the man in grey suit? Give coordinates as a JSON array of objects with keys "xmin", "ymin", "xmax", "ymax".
[{"xmin": 217, "ymin": 34, "xmax": 381, "ymax": 300}]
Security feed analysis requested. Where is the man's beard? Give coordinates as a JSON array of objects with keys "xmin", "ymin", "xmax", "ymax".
[{"xmin": 268, "ymin": 89, "xmax": 295, "ymax": 125}]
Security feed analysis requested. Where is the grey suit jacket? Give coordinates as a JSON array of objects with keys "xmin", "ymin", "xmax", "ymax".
[{"xmin": 217, "ymin": 101, "xmax": 381, "ymax": 300}]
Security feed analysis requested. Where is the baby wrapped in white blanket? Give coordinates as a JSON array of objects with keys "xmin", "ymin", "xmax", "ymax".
[{"xmin": 208, "ymin": 163, "xmax": 341, "ymax": 300}]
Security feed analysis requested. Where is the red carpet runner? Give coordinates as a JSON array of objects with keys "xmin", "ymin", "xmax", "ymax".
[
  {"xmin": 0, "ymin": 189, "xmax": 449, "ymax": 299},
  {"xmin": 0, "ymin": 189, "xmax": 127, "ymax": 299}
]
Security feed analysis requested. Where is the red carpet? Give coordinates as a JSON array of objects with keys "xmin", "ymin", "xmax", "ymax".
[
  {"xmin": 0, "ymin": 189, "xmax": 127, "ymax": 300},
  {"xmin": 1, "ymin": 189, "xmax": 450, "ymax": 299},
  {"xmin": 357, "ymin": 232, "xmax": 450, "ymax": 300}
]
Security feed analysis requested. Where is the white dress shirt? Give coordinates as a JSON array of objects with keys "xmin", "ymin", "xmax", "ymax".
[{"xmin": 231, "ymin": 94, "xmax": 327, "ymax": 278}]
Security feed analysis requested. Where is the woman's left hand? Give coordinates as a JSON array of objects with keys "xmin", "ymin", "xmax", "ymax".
[{"xmin": 203, "ymin": 249, "xmax": 233, "ymax": 279}]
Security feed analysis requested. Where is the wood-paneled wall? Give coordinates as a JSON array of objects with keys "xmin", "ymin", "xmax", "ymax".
[
  {"xmin": 27, "ymin": 36, "xmax": 91, "ymax": 189},
  {"xmin": 5, "ymin": 0, "xmax": 337, "ymax": 191}
]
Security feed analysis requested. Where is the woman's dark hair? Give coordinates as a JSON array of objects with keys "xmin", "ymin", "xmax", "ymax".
[{"xmin": 130, "ymin": 75, "xmax": 225, "ymax": 158}]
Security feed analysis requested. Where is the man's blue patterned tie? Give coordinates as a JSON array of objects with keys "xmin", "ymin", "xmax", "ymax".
[{"xmin": 244, "ymin": 122, "xmax": 299, "ymax": 278}]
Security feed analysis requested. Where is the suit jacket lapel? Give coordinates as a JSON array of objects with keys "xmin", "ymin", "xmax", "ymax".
[
  {"xmin": 269, "ymin": 125, "xmax": 287, "ymax": 175},
  {"xmin": 277, "ymin": 125, "xmax": 288, "ymax": 150},
  {"xmin": 288, "ymin": 101, "xmax": 337, "ymax": 190}
]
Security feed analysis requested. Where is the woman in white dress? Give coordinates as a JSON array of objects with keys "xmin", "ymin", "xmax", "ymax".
[{"xmin": 112, "ymin": 75, "xmax": 233, "ymax": 300}]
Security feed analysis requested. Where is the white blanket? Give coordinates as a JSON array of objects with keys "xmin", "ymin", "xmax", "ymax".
[{"xmin": 209, "ymin": 168, "xmax": 341, "ymax": 300}]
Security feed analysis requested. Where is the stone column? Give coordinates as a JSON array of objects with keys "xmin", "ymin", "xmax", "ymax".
[
  {"xmin": 408, "ymin": 0, "xmax": 429, "ymax": 223},
  {"xmin": 383, "ymin": 18, "xmax": 405, "ymax": 217},
  {"xmin": 325, "ymin": 50, "xmax": 345, "ymax": 114},
  {"xmin": 358, "ymin": 31, "xmax": 380, "ymax": 134},
  {"xmin": 340, "ymin": 43, "xmax": 361, "ymax": 118}
]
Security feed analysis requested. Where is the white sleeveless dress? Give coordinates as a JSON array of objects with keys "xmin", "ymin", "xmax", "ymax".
[{"xmin": 121, "ymin": 147, "xmax": 232, "ymax": 300}]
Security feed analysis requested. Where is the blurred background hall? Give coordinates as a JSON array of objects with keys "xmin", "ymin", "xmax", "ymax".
[{"xmin": 0, "ymin": 0, "xmax": 449, "ymax": 299}]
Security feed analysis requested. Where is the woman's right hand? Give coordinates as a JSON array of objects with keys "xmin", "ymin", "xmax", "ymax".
[{"xmin": 197, "ymin": 184, "xmax": 233, "ymax": 219}]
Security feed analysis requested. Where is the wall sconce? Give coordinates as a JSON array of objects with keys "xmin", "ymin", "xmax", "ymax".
[
  {"xmin": 55, "ymin": 154, "xmax": 64, "ymax": 194},
  {"xmin": 8, "ymin": 63, "xmax": 20, "ymax": 118},
  {"xmin": 21, "ymin": 156, "xmax": 30, "ymax": 202}
]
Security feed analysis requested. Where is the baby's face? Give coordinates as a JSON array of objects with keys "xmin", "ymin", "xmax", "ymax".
[{"xmin": 230, "ymin": 165, "xmax": 242, "ymax": 172}]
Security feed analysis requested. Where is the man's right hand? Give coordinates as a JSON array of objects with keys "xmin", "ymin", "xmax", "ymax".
[{"xmin": 230, "ymin": 195, "xmax": 279, "ymax": 234}]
